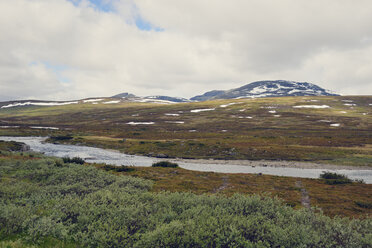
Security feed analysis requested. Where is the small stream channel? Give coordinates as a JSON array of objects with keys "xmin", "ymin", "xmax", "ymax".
[{"xmin": 1, "ymin": 136, "xmax": 371, "ymax": 183}]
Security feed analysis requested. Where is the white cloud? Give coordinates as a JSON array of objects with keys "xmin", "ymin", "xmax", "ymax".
[{"xmin": 0, "ymin": 0, "xmax": 371, "ymax": 101}]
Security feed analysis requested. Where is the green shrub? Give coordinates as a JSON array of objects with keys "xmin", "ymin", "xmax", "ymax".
[
  {"xmin": 152, "ymin": 161, "xmax": 179, "ymax": 168},
  {"xmin": 54, "ymin": 161, "xmax": 63, "ymax": 167},
  {"xmin": 103, "ymin": 164, "xmax": 135, "ymax": 172},
  {"xmin": 319, "ymin": 171, "xmax": 353, "ymax": 184},
  {"xmin": 1, "ymin": 157, "xmax": 371, "ymax": 248},
  {"xmin": 62, "ymin": 157, "xmax": 85, "ymax": 165},
  {"xmin": 355, "ymin": 201, "xmax": 372, "ymax": 209},
  {"xmin": 320, "ymin": 172, "xmax": 349, "ymax": 180},
  {"xmin": 0, "ymin": 140, "xmax": 26, "ymax": 152},
  {"xmin": 50, "ymin": 135, "xmax": 73, "ymax": 141}
]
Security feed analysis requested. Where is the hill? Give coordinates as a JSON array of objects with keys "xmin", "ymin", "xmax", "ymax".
[{"xmin": 191, "ymin": 80, "xmax": 339, "ymax": 101}]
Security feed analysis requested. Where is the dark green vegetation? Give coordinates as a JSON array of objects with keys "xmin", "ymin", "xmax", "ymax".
[
  {"xmin": 0, "ymin": 96, "xmax": 371, "ymax": 166},
  {"xmin": 0, "ymin": 140, "xmax": 28, "ymax": 152},
  {"xmin": 319, "ymin": 171, "xmax": 356, "ymax": 185},
  {"xmin": 103, "ymin": 164, "xmax": 135, "ymax": 172},
  {"xmin": 1, "ymin": 148, "xmax": 371, "ymax": 248},
  {"xmin": 152, "ymin": 161, "xmax": 179, "ymax": 168},
  {"xmin": 62, "ymin": 156, "xmax": 85, "ymax": 165}
]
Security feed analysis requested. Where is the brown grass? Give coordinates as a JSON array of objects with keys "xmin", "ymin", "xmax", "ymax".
[{"xmin": 93, "ymin": 164, "xmax": 372, "ymax": 218}]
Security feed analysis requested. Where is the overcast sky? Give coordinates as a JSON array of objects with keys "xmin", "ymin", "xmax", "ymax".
[{"xmin": 0, "ymin": 0, "xmax": 372, "ymax": 101}]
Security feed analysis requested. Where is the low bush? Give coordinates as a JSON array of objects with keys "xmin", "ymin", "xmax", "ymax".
[
  {"xmin": 152, "ymin": 161, "xmax": 179, "ymax": 168},
  {"xmin": 103, "ymin": 164, "xmax": 135, "ymax": 172},
  {"xmin": 1, "ymin": 157, "xmax": 371, "ymax": 247},
  {"xmin": 0, "ymin": 140, "xmax": 26, "ymax": 152},
  {"xmin": 319, "ymin": 171, "xmax": 353, "ymax": 184},
  {"xmin": 62, "ymin": 156, "xmax": 85, "ymax": 165},
  {"xmin": 355, "ymin": 201, "xmax": 372, "ymax": 209},
  {"xmin": 49, "ymin": 135, "xmax": 73, "ymax": 141},
  {"xmin": 320, "ymin": 172, "xmax": 349, "ymax": 180}
]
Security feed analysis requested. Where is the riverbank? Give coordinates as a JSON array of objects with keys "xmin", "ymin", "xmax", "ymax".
[
  {"xmin": 1, "ymin": 138, "xmax": 371, "ymax": 218},
  {"xmin": 1, "ymin": 136, "xmax": 372, "ymax": 183},
  {"xmin": 170, "ymin": 157, "xmax": 372, "ymax": 170}
]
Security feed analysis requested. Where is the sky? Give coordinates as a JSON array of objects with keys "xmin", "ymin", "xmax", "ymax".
[{"xmin": 0, "ymin": 0, "xmax": 372, "ymax": 101}]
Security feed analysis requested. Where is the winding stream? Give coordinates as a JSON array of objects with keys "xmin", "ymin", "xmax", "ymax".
[{"xmin": 1, "ymin": 136, "xmax": 371, "ymax": 183}]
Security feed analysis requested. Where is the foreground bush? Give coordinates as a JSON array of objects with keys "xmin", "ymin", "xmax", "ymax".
[
  {"xmin": 0, "ymin": 157, "xmax": 371, "ymax": 247},
  {"xmin": 62, "ymin": 156, "xmax": 85, "ymax": 165},
  {"xmin": 103, "ymin": 164, "xmax": 135, "ymax": 172},
  {"xmin": 152, "ymin": 161, "xmax": 179, "ymax": 168}
]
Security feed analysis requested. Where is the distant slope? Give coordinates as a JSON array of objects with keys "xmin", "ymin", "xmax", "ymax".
[
  {"xmin": 145, "ymin": 95, "xmax": 190, "ymax": 103},
  {"xmin": 190, "ymin": 90, "xmax": 226, "ymax": 101},
  {"xmin": 111, "ymin": 92, "xmax": 136, "ymax": 98},
  {"xmin": 112, "ymin": 93, "xmax": 190, "ymax": 103},
  {"xmin": 191, "ymin": 80, "xmax": 339, "ymax": 101}
]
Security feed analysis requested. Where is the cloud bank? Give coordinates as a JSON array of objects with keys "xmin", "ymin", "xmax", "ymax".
[{"xmin": 0, "ymin": 0, "xmax": 371, "ymax": 101}]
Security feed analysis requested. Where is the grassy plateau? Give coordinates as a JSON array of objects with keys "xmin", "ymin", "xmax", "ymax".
[{"xmin": 0, "ymin": 95, "xmax": 371, "ymax": 166}]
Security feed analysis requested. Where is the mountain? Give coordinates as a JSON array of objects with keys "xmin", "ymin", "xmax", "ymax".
[
  {"xmin": 145, "ymin": 96, "xmax": 190, "ymax": 103},
  {"xmin": 191, "ymin": 80, "xmax": 339, "ymax": 101},
  {"xmin": 111, "ymin": 92, "xmax": 136, "ymax": 98},
  {"xmin": 190, "ymin": 90, "xmax": 226, "ymax": 101},
  {"xmin": 112, "ymin": 93, "xmax": 190, "ymax": 103}
]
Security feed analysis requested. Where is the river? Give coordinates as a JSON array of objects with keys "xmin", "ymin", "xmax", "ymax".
[{"xmin": 1, "ymin": 136, "xmax": 371, "ymax": 183}]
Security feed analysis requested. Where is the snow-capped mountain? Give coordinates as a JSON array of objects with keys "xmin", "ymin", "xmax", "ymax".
[
  {"xmin": 191, "ymin": 80, "xmax": 339, "ymax": 101},
  {"xmin": 112, "ymin": 93, "xmax": 190, "ymax": 103},
  {"xmin": 0, "ymin": 81, "xmax": 339, "ymax": 109},
  {"xmin": 144, "ymin": 96, "xmax": 190, "ymax": 103}
]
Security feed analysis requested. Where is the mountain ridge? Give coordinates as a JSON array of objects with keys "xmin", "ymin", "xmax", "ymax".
[
  {"xmin": 191, "ymin": 80, "xmax": 339, "ymax": 101},
  {"xmin": 0, "ymin": 80, "xmax": 340, "ymax": 107}
]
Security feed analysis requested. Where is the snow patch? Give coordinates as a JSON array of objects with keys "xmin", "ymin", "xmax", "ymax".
[
  {"xmin": 189, "ymin": 130, "xmax": 197, "ymax": 132},
  {"xmin": 190, "ymin": 108, "xmax": 215, "ymax": 113},
  {"xmin": 340, "ymin": 111, "xmax": 347, "ymax": 114},
  {"xmin": 83, "ymin": 99, "xmax": 103, "ymax": 103},
  {"xmin": 220, "ymin": 103, "xmax": 236, "ymax": 108},
  {"xmin": 165, "ymin": 113, "xmax": 180, "ymax": 116},
  {"xmin": 268, "ymin": 110, "xmax": 277, "ymax": 114},
  {"xmin": 134, "ymin": 98, "xmax": 175, "ymax": 104},
  {"xmin": 273, "ymin": 115, "xmax": 281, "ymax": 117},
  {"xmin": 103, "ymin": 100, "xmax": 120, "ymax": 104},
  {"xmin": 293, "ymin": 105, "xmax": 330, "ymax": 109},
  {"xmin": 1, "ymin": 101, "xmax": 78, "ymax": 109},
  {"xmin": 30, "ymin": 126, "xmax": 59, "ymax": 130},
  {"xmin": 344, "ymin": 103, "xmax": 356, "ymax": 106},
  {"xmin": 127, "ymin": 122, "xmax": 155, "ymax": 125},
  {"xmin": 165, "ymin": 121, "xmax": 184, "ymax": 124},
  {"xmin": 0, "ymin": 126, "xmax": 20, "ymax": 128},
  {"xmin": 318, "ymin": 120, "xmax": 331, "ymax": 123},
  {"xmin": 330, "ymin": 123, "xmax": 340, "ymax": 127}
]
